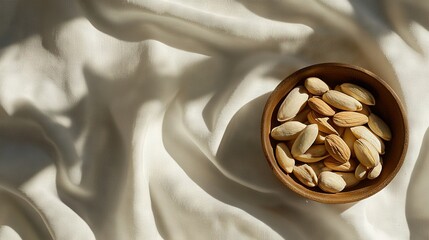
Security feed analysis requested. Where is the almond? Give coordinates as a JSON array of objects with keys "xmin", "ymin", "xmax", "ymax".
[
  {"xmin": 295, "ymin": 145, "xmax": 329, "ymax": 163},
  {"xmin": 275, "ymin": 143, "xmax": 295, "ymax": 174},
  {"xmin": 277, "ymin": 86, "xmax": 309, "ymax": 122},
  {"xmin": 354, "ymin": 139, "xmax": 380, "ymax": 168},
  {"xmin": 334, "ymin": 125, "xmax": 345, "ymax": 137},
  {"xmin": 354, "ymin": 163, "xmax": 368, "ymax": 180},
  {"xmin": 368, "ymin": 159, "xmax": 383, "ymax": 179},
  {"xmin": 340, "ymin": 83, "xmax": 376, "ymax": 105},
  {"xmin": 307, "ymin": 111, "xmax": 338, "ymax": 135},
  {"xmin": 350, "ymin": 126, "xmax": 385, "ymax": 154},
  {"xmin": 336, "ymin": 172, "xmax": 360, "ymax": 188},
  {"xmin": 290, "ymin": 106, "xmax": 311, "ymax": 123},
  {"xmin": 324, "ymin": 134, "xmax": 351, "ymax": 163},
  {"xmin": 315, "ymin": 131, "xmax": 327, "ymax": 144},
  {"xmin": 322, "ymin": 90, "xmax": 363, "ymax": 111},
  {"xmin": 332, "ymin": 111, "xmax": 369, "ymax": 127},
  {"xmin": 324, "ymin": 157, "xmax": 358, "ymax": 172},
  {"xmin": 307, "ymin": 97, "xmax": 335, "ymax": 116},
  {"xmin": 271, "ymin": 80, "xmax": 390, "ymax": 193},
  {"xmin": 368, "ymin": 113, "xmax": 392, "ymax": 141},
  {"xmin": 293, "ymin": 164, "xmax": 318, "ymax": 187},
  {"xmin": 334, "ymin": 85, "xmax": 342, "ymax": 92},
  {"xmin": 318, "ymin": 171, "xmax": 346, "ymax": 193},
  {"xmin": 304, "ymin": 77, "xmax": 329, "ymax": 95},
  {"xmin": 357, "ymin": 104, "xmax": 371, "ymax": 116},
  {"xmin": 271, "ymin": 121, "xmax": 307, "ymax": 140},
  {"xmin": 291, "ymin": 124, "xmax": 318, "ymax": 156},
  {"xmin": 342, "ymin": 128, "xmax": 357, "ymax": 156},
  {"xmin": 309, "ymin": 162, "xmax": 331, "ymax": 177}
]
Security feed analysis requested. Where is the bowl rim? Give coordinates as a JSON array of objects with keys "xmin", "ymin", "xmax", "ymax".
[{"xmin": 261, "ymin": 62, "xmax": 409, "ymax": 203}]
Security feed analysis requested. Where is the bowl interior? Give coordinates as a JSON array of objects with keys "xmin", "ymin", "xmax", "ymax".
[{"xmin": 261, "ymin": 63, "xmax": 408, "ymax": 203}]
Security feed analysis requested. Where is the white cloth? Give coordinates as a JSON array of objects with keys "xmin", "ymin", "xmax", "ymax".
[{"xmin": 0, "ymin": 0, "xmax": 428, "ymax": 239}]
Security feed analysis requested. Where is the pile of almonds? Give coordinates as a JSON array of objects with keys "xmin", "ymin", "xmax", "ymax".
[{"xmin": 271, "ymin": 77, "xmax": 392, "ymax": 193}]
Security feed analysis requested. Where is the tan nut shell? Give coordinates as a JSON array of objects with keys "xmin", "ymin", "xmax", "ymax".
[
  {"xmin": 368, "ymin": 160, "xmax": 383, "ymax": 180},
  {"xmin": 354, "ymin": 139, "xmax": 380, "ymax": 168},
  {"xmin": 291, "ymin": 124, "xmax": 318, "ymax": 156},
  {"xmin": 275, "ymin": 143, "xmax": 295, "ymax": 174},
  {"xmin": 354, "ymin": 163, "xmax": 368, "ymax": 180},
  {"xmin": 342, "ymin": 128, "xmax": 357, "ymax": 156},
  {"xmin": 315, "ymin": 131, "xmax": 327, "ymax": 144},
  {"xmin": 304, "ymin": 77, "xmax": 329, "ymax": 95},
  {"xmin": 295, "ymin": 145, "xmax": 330, "ymax": 163},
  {"xmin": 309, "ymin": 162, "xmax": 331, "ymax": 177},
  {"xmin": 357, "ymin": 104, "xmax": 371, "ymax": 116},
  {"xmin": 322, "ymin": 90, "xmax": 363, "ymax": 111},
  {"xmin": 277, "ymin": 86, "xmax": 309, "ymax": 122},
  {"xmin": 340, "ymin": 83, "xmax": 375, "ymax": 105},
  {"xmin": 350, "ymin": 126, "xmax": 385, "ymax": 154},
  {"xmin": 308, "ymin": 97, "xmax": 336, "ymax": 116},
  {"xmin": 324, "ymin": 157, "xmax": 358, "ymax": 172},
  {"xmin": 325, "ymin": 134, "xmax": 351, "ymax": 163},
  {"xmin": 336, "ymin": 172, "xmax": 361, "ymax": 188},
  {"xmin": 318, "ymin": 171, "xmax": 346, "ymax": 193},
  {"xmin": 368, "ymin": 113, "xmax": 392, "ymax": 141},
  {"xmin": 307, "ymin": 111, "xmax": 338, "ymax": 135},
  {"xmin": 290, "ymin": 107, "xmax": 311, "ymax": 123},
  {"xmin": 333, "ymin": 111, "xmax": 369, "ymax": 127},
  {"xmin": 293, "ymin": 164, "xmax": 318, "ymax": 187},
  {"xmin": 271, "ymin": 121, "xmax": 307, "ymax": 141}
]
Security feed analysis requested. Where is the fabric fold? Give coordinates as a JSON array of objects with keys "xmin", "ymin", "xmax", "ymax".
[{"xmin": 0, "ymin": 0, "xmax": 428, "ymax": 239}]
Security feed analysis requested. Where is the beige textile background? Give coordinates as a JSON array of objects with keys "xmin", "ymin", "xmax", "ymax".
[{"xmin": 0, "ymin": 0, "xmax": 428, "ymax": 239}]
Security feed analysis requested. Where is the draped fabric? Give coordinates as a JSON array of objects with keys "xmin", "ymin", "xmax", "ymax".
[{"xmin": 0, "ymin": 0, "xmax": 428, "ymax": 239}]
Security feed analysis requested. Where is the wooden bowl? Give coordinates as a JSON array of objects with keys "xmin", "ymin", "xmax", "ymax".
[{"xmin": 261, "ymin": 63, "xmax": 408, "ymax": 203}]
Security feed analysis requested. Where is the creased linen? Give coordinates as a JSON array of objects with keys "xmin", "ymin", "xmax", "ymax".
[{"xmin": 0, "ymin": 0, "xmax": 428, "ymax": 239}]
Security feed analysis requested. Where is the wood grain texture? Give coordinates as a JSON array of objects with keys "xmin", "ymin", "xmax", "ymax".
[{"xmin": 261, "ymin": 63, "xmax": 408, "ymax": 204}]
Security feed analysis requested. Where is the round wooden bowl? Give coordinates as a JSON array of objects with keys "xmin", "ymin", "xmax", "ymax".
[{"xmin": 261, "ymin": 63, "xmax": 408, "ymax": 204}]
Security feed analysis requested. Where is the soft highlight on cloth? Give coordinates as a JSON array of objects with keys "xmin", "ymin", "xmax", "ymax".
[{"xmin": 0, "ymin": 0, "xmax": 428, "ymax": 239}]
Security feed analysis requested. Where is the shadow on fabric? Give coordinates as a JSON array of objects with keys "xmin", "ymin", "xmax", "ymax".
[
  {"xmin": 162, "ymin": 92, "xmax": 360, "ymax": 239},
  {"xmin": 406, "ymin": 127, "xmax": 429, "ymax": 240}
]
